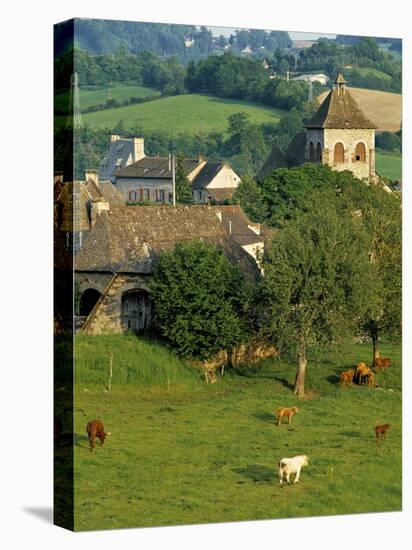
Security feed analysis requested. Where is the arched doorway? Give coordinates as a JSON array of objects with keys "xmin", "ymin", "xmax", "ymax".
[
  {"xmin": 355, "ymin": 142, "xmax": 366, "ymax": 162},
  {"xmin": 334, "ymin": 142, "xmax": 345, "ymax": 163},
  {"xmin": 309, "ymin": 141, "xmax": 315, "ymax": 161},
  {"xmin": 79, "ymin": 288, "xmax": 101, "ymax": 316},
  {"xmin": 121, "ymin": 290, "xmax": 151, "ymax": 332}
]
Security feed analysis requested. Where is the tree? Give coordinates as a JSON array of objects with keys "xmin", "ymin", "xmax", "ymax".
[
  {"xmin": 233, "ymin": 175, "xmax": 267, "ymax": 222},
  {"xmin": 175, "ymin": 154, "xmax": 192, "ymax": 203},
  {"xmin": 354, "ymin": 186, "xmax": 401, "ymax": 361},
  {"xmin": 262, "ymin": 195, "xmax": 377, "ymax": 396},
  {"xmin": 150, "ymin": 241, "xmax": 248, "ymax": 359}
]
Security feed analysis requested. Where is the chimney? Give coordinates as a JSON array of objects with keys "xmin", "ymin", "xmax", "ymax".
[
  {"xmin": 85, "ymin": 169, "xmax": 99, "ymax": 187},
  {"xmin": 54, "ymin": 171, "xmax": 64, "ymax": 184},
  {"xmin": 133, "ymin": 137, "xmax": 145, "ymax": 161},
  {"xmin": 110, "ymin": 134, "xmax": 120, "ymax": 142}
]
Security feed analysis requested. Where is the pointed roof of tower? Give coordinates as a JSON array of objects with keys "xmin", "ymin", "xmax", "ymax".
[{"xmin": 305, "ymin": 74, "xmax": 377, "ymax": 129}]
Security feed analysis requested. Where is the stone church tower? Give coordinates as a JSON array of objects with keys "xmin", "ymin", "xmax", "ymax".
[{"xmin": 304, "ymin": 74, "xmax": 377, "ymax": 181}]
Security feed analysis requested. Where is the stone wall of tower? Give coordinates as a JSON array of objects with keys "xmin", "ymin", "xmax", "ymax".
[{"xmin": 322, "ymin": 128, "xmax": 375, "ymax": 181}]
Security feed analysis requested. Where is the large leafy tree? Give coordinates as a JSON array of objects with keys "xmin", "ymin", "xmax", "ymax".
[
  {"xmin": 262, "ymin": 195, "xmax": 378, "ymax": 396},
  {"xmin": 150, "ymin": 241, "xmax": 249, "ymax": 360},
  {"xmin": 342, "ymin": 183, "xmax": 402, "ymax": 360}
]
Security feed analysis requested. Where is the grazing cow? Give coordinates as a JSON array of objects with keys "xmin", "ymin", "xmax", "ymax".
[
  {"xmin": 340, "ymin": 369, "xmax": 355, "ymax": 388},
  {"xmin": 276, "ymin": 406, "xmax": 299, "ymax": 426},
  {"xmin": 375, "ymin": 423, "xmax": 390, "ymax": 441},
  {"xmin": 86, "ymin": 420, "xmax": 111, "ymax": 452},
  {"xmin": 279, "ymin": 455, "xmax": 309, "ymax": 485},
  {"xmin": 353, "ymin": 363, "xmax": 375, "ymax": 387},
  {"xmin": 373, "ymin": 357, "xmax": 391, "ymax": 371}
]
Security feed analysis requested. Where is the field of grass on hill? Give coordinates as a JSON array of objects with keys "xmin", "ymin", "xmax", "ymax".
[
  {"xmin": 80, "ymin": 94, "xmax": 286, "ymax": 134},
  {"xmin": 376, "ymin": 151, "xmax": 402, "ymax": 181},
  {"xmin": 318, "ymin": 87, "xmax": 402, "ymax": 132},
  {"xmin": 57, "ymin": 335, "xmax": 402, "ymax": 531},
  {"xmin": 54, "ymin": 83, "xmax": 159, "ymax": 114}
]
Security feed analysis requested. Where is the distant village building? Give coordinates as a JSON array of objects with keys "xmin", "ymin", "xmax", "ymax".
[
  {"xmin": 184, "ymin": 37, "xmax": 195, "ymax": 48},
  {"xmin": 292, "ymin": 73, "xmax": 329, "ymax": 86},
  {"xmin": 257, "ymin": 74, "xmax": 378, "ymax": 183},
  {"xmin": 292, "ymin": 40, "xmax": 317, "ymax": 49},
  {"xmin": 98, "ymin": 135, "xmax": 241, "ymax": 204},
  {"xmin": 54, "ymin": 172, "xmax": 269, "ymax": 334}
]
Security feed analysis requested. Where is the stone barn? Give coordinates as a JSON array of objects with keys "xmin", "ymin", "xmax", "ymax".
[
  {"xmin": 74, "ymin": 205, "xmax": 264, "ymax": 335},
  {"xmin": 55, "ymin": 171, "xmax": 269, "ymax": 335}
]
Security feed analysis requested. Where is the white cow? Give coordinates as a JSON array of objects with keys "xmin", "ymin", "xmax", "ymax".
[{"xmin": 278, "ymin": 455, "xmax": 309, "ymax": 485}]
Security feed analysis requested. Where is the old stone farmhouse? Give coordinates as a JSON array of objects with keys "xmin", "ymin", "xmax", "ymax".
[
  {"xmin": 257, "ymin": 74, "xmax": 378, "ymax": 183},
  {"xmin": 54, "ymin": 172, "xmax": 269, "ymax": 335},
  {"xmin": 98, "ymin": 134, "xmax": 240, "ymax": 204}
]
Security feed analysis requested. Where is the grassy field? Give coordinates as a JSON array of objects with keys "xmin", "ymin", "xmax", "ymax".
[
  {"xmin": 54, "ymin": 83, "xmax": 159, "ymax": 113},
  {"xmin": 318, "ymin": 87, "xmax": 402, "ymax": 132},
  {"xmin": 376, "ymin": 151, "xmax": 402, "ymax": 180},
  {"xmin": 80, "ymin": 94, "xmax": 286, "ymax": 134},
  {"xmin": 59, "ymin": 335, "xmax": 402, "ymax": 531}
]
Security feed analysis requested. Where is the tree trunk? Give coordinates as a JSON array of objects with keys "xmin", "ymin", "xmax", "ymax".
[
  {"xmin": 294, "ymin": 334, "xmax": 307, "ymax": 397},
  {"xmin": 372, "ymin": 333, "xmax": 380, "ymax": 365}
]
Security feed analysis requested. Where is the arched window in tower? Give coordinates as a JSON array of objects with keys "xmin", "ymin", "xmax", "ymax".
[
  {"xmin": 316, "ymin": 142, "xmax": 322, "ymax": 162},
  {"xmin": 309, "ymin": 141, "xmax": 315, "ymax": 161},
  {"xmin": 334, "ymin": 142, "xmax": 345, "ymax": 163},
  {"xmin": 355, "ymin": 142, "xmax": 366, "ymax": 162}
]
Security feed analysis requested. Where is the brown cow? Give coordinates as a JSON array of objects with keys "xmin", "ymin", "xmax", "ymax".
[
  {"xmin": 86, "ymin": 420, "xmax": 111, "ymax": 452},
  {"xmin": 373, "ymin": 357, "xmax": 391, "ymax": 371},
  {"xmin": 277, "ymin": 406, "xmax": 299, "ymax": 426},
  {"xmin": 354, "ymin": 363, "xmax": 375, "ymax": 386},
  {"xmin": 375, "ymin": 423, "xmax": 390, "ymax": 441},
  {"xmin": 340, "ymin": 369, "xmax": 355, "ymax": 388}
]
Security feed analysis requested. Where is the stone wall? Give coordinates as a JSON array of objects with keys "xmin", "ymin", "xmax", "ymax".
[
  {"xmin": 323, "ymin": 128, "xmax": 375, "ymax": 181},
  {"xmin": 114, "ymin": 177, "xmax": 173, "ymax": 203},
  {"xmin": 80, "ymin": 273, "xmax": 150, "ymax": 335}
]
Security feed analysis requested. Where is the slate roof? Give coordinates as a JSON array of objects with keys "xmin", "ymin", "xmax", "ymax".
[
  {"xmin": 75, "ymin": 205, "xmax": 261, "ymax": 279},
  {"xmin": 54, "ymin": 179, "xmax": 125, "ymax": 233},
  {"xmin": 98, "ymin": 137, "xmax": 135, "ymax": 180},
  {"xmin": 255, "ymin": 146, "xmax": 287, "ymax": 181},
  {"xmin": 99, "ymin": 181, "xmax": 126, "ymax": 205},
  {"xmin": 206, "ymin": 188, "xmax": 236, "ymax": 202},
  {"xmin": 219, "ymin": 206, "xmax": 267, "ymax": 246},
  {"xmin": 116, "ymin": 157, "xmax": 202, "ymax": 179},
  {"xmin": 55, "ymin": 181, "xmax": 97, "ymax": 232},
  {"xmin": 305, "ymin": 86, "xmax": 377, "ymax": 129},
  {"xmin": 191, "ymin": 162, "xmax": 225, "ymax": 190}
]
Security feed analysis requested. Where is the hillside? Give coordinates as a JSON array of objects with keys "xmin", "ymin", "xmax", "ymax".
[
  {"xmin": 66, "ymin": 335, "xmax": 402, "ymax": 530},
  {"xmin": 318, "ymin": 87, "xmax": 401, "ymax": 131},
  {"xmin": 54, "ymin": 84, "xmax": 159, "ymax": 114},
  {"xmin": 376, "ymin": 152, "xmax": 402, "ymax": 181},
  {"xmin": 80, "ymin": 94, "xmax": 286, "ymax": 134}
]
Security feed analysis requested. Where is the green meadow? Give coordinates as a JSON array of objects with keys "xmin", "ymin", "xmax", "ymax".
[
  {"xmin": 61, "ymin": 335, "xmax": 402, "ymax": 531},
  {"xmin": 376, "ymin": 152, "xmax": 402, "ymax": 181},
  {"xmin": 80, "ymin": 94, "xmax": 286, "ymax": 134},
  {"xmin": 54, "ymin": 83, "xmax": 159, "ymax": 113}
]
